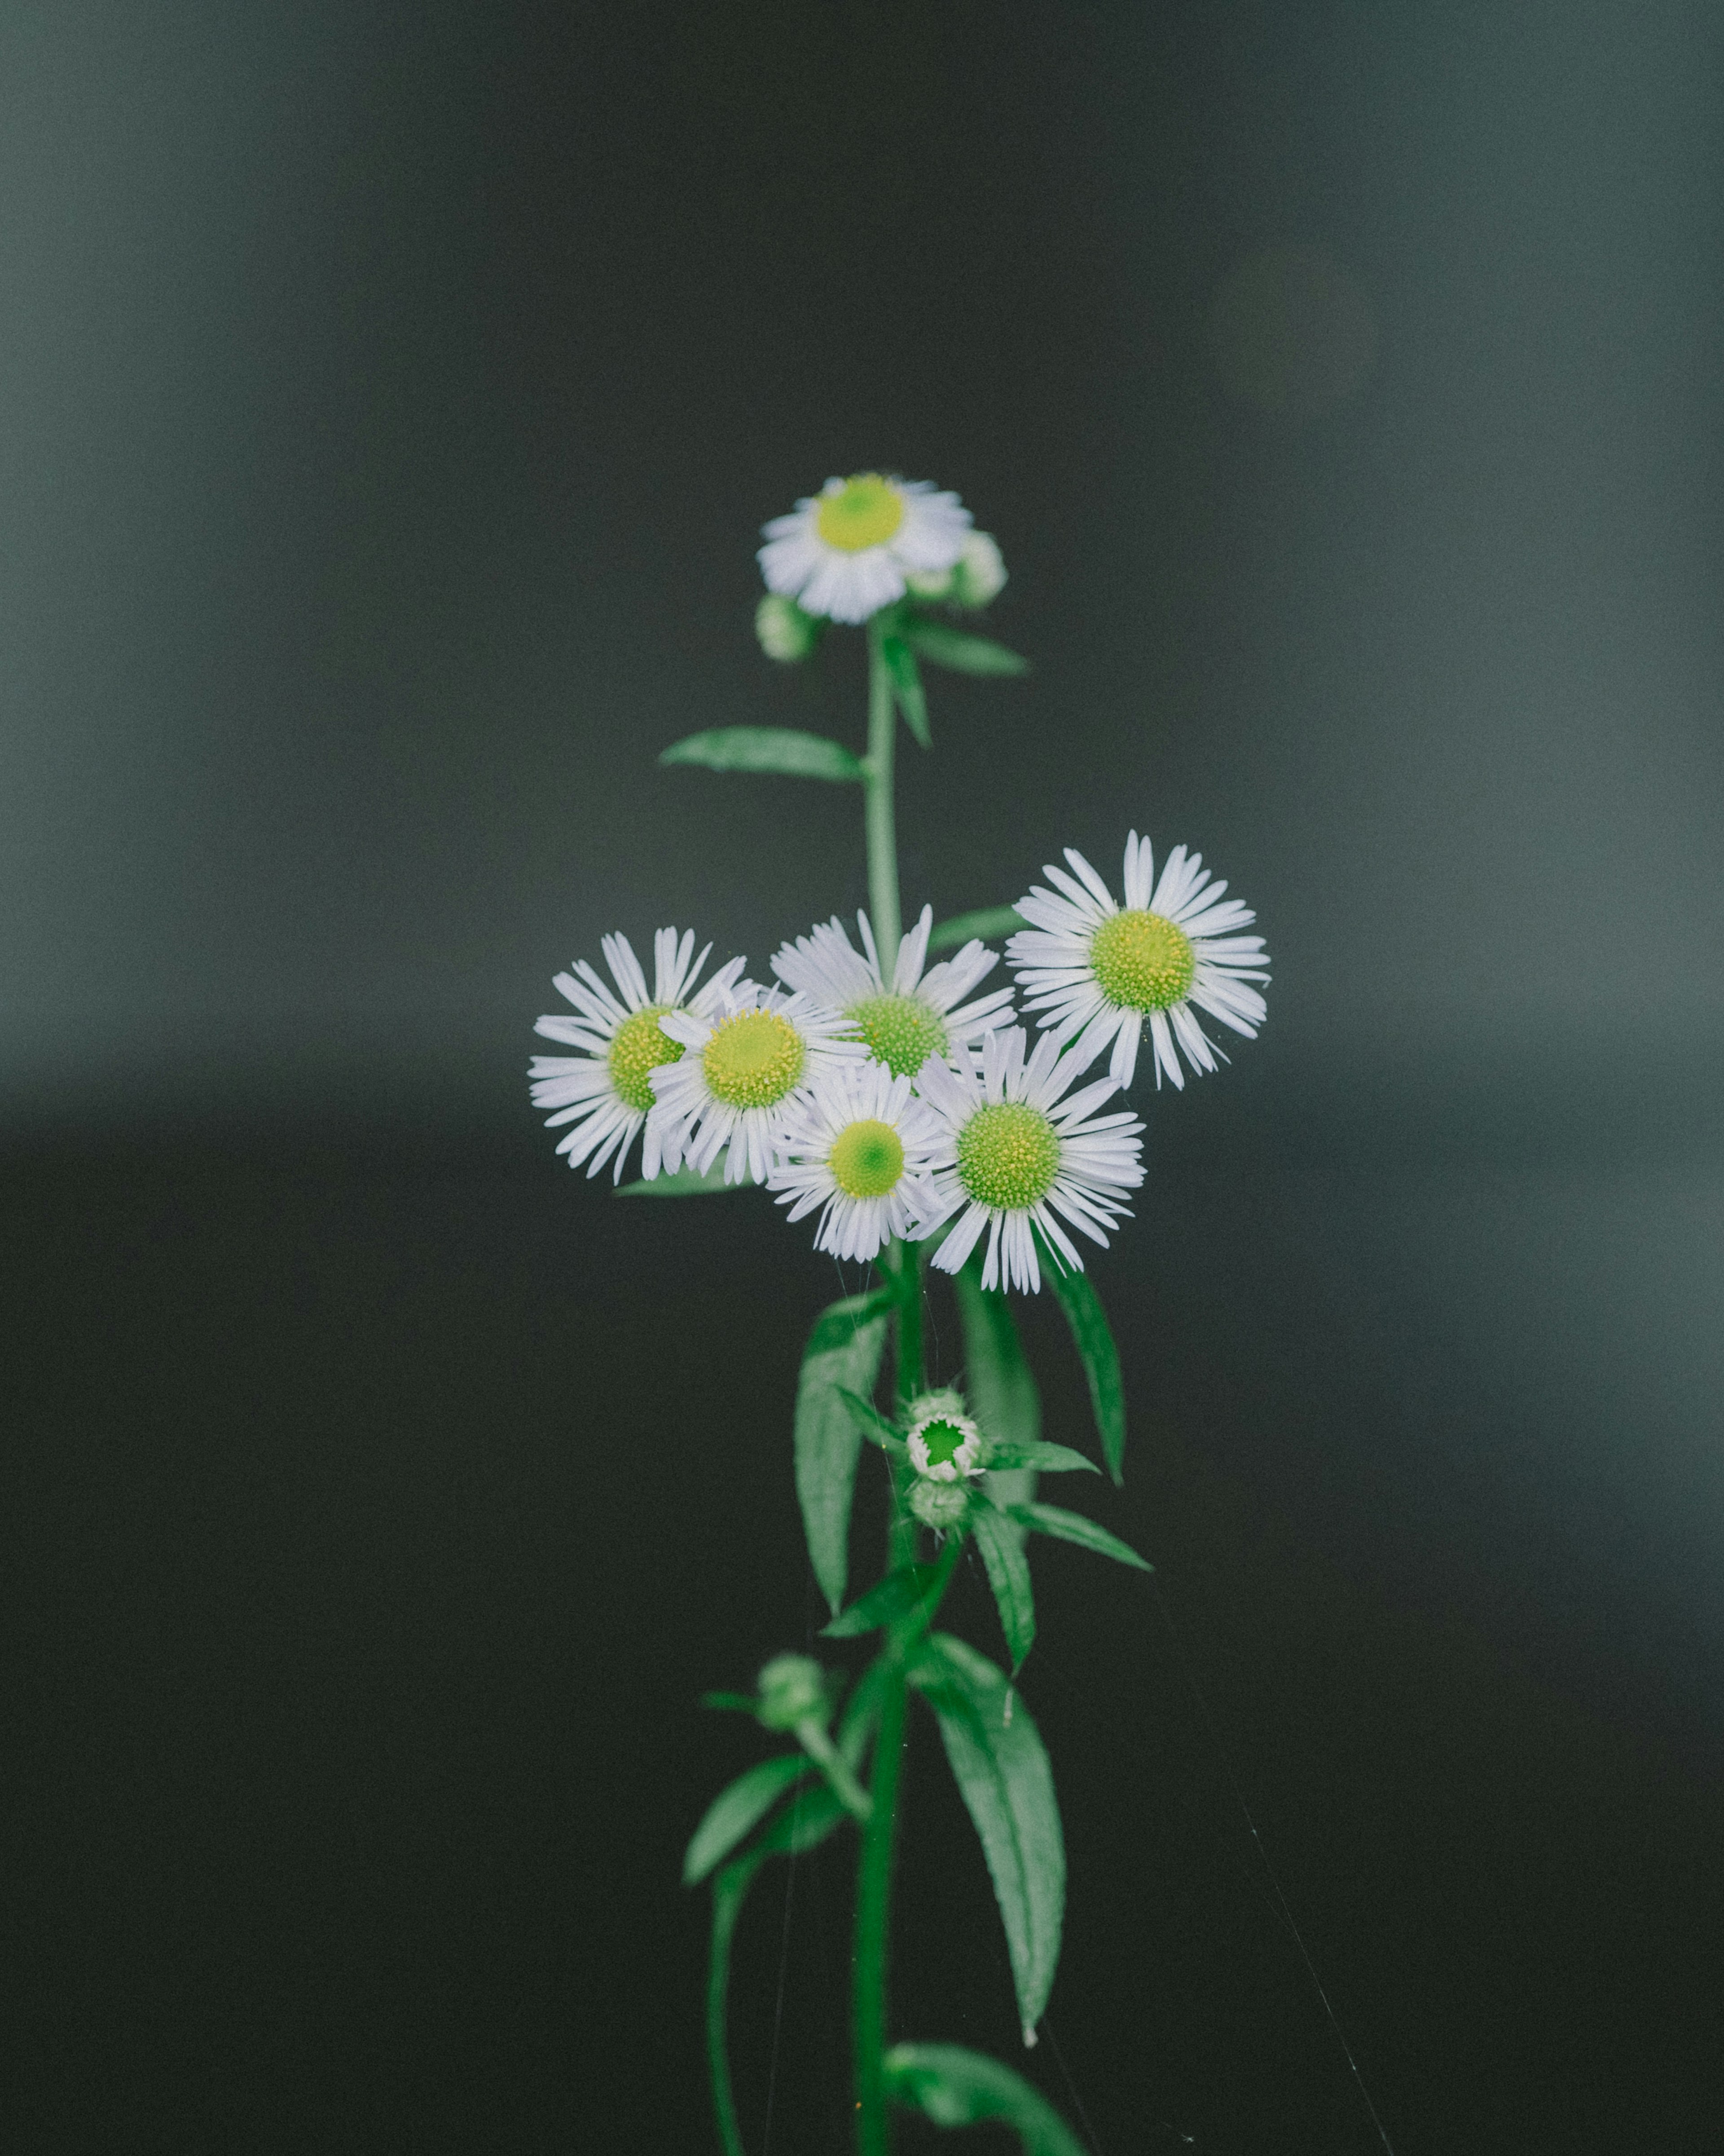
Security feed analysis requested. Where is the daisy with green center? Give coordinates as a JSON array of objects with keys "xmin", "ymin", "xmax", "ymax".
[
  {"xmin": 770, "ymin": 904, "xmax": 1015, "ymax": 1080},
  {"xmin": 757, "ymin": 473, "xmax": 972, "ymax": 625},
  {"xmin": 528, "ymin": 929, "xmax": 746, "ymax": 1182},
  {"xmin": 919, "ymin": 1026, "xmax": 1145, "ymax": 1294},
  {"xmin": 768, "ymin": 1058, "xmax": 946, "ymax": 1263},
  {"xmin": 1007, "ymin": 834, "xmax": 1270, "ymax": 1091},
  {"xmin": 647, "ymin": 983, "xmax": 865, "ymax": 1187}
]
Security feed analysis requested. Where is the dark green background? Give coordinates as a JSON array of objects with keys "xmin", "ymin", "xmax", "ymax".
[{"xmin": 5, "ymin": 3, "xmax": 1721, "ymax": 2149}]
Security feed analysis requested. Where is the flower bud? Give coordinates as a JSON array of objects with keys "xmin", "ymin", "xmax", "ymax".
[
  {"xmin": 903, "ymin": 563, "xmax": 954, "ymax": 601},
  {"xmin": 755, "ymin": 591, "xmax": 820, "ymax": 663},
  {"xmin": 755, "ymin": 1653, "xmax": 829, "ymax": 1731},
  {"xmin": 948, "ymin": 531, "xmax": 1007, "ymax": 610},
  {"xmin": 909, "ymin": 1479, "xmax": 970, "ymax": 1532},
  {"xmin": 906, "ymin": 1386, "xmax": 968, "ymax": 1426},
  {"xmin": 906, "ymin": 1408, "xmax": 986, "ymax": 1482}
]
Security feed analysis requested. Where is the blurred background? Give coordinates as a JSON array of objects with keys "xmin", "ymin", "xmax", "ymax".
[{"xmin": 4, "ymin": 2, "xmax": 1721, "ymax": 2149}]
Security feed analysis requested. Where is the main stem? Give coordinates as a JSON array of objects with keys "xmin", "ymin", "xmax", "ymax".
[{"xmin": 854, "ymin": 615, "xmax": 914, "ymax": 2156}]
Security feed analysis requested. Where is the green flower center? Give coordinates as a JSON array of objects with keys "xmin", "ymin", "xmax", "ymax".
[
  {"xmin": 955, "ymin": 1102, "xmax": 1061, "ymax": 1212},
  {"xmin": 847, "ymin": 993, "xmax": 948, "ymax": 1079},
  {"xmin": 702, "ymin": 1009, "xmax": 806, "ymax": 1110},
  {"xmin": 815, "ymin": 474, "xmax": 905, "ymax": 553},
  {"xmin": 607, "ymin": 1004, "xmax": 684, "ymax": 1112},
  {"xmin": 828, "ymin": 1117, "xmax": 906, "ymax": 1199},
  {"xmin": 1089, "ymin": 908, "xmax": 1196, "ymax": 1012},
  {"xmin": 915, "ymin": 1417, "xmax": 969, "ymax": 1469}
]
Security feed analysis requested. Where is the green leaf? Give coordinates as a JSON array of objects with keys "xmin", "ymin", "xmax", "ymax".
[
  {"xmin": 616, "ymin": 1161, "xmax": 756, "ymax": 1197},
  {"xmin": 902, "ymin": 620, "xmax": 1031, "ymax": 676},
  {"xmin": 1005, "ymin": 1500, "xmax": 1152, "ymax": 1573},
  {"xmin": 926, "ymin": 904, "xmax": 1028, "ymax": 954},
  {"xmin": 821, "ymin": 1561, "xmax": 940, "ymax": 1639},
  {"xmin": 955, "ymin": 1256, "xmax": 1042, "ymax": 1526},
  {"xmin": 659, "ymin": 726, "xmax": 864, "ymax": 781},
  {"xmin": 984, "ymin": 1442, "xmax": 1099, "ymax": 1475},
  {"xmin": 908, "ymin": 1632, "xmax": 1064, "ymax": 2041},
  {"xmin": 1042, "ymin": 1261, "xmax": 1127, "ymax": 1484},
  {"xmin": 884, "ymin": 2045, "xmax": 1087, "ymax": 2155},
  {"xmin": 971, "ymin": 1504, "xmax": 1036, "ymax": 1674},
  {"xmin": 796, "ymin": 1291, "xmax": 893, "ymax": 1614},
  {"xmin": 684, "ymin": 1754, "xmax": 809, "ymax": 1886},
  {"xmin": 837, "ymin": 1385, "xmax": 907, "ymax": 1457},
  {"xmin": 881, "ymin": 632, "xmax": 931, "ymax": 747}
]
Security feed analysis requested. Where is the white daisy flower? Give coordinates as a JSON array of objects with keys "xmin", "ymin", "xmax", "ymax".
[
  {"xmin": 768, "ymin": 1058, "xmax": 947, "ymax": 1264},
  {"xmin": 757, "ymin": 473, "xmax": 972, "ymax": 626},
  {"xmin": 1007, "ymin": 835, "xmax": 1270, "ymax": 1092},
  {"xmin": 906, "ymin": 1406, "xmax": 986, "ymax": 1483},
  {"xmin": 770, "ymin": 904, "xmax": 1015, "ymax": 1080},
  {"xmin": 921, "ymin": 1027, "xmax": 1145, "ymax": 1295},
  {"xmin": 528, "ymin": 929, "xmax": 746, "ymax": 1182},
  {"xmin": 647, "ymin": 982, "xmax": 865, "ymax": 1187}
]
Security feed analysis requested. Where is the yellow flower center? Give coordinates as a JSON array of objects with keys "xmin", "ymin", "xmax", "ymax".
[
  {"xmin": 828, "ymin": 1117, "xmax": 906, "ymax": 1199},
  {"xmin": 1089, "ymin": 909, "xmax": 1196, "ymax": 1012},
  {"xmin": 815, "ymin": 474, "xmax": 906, "ymax": 554},
  {"xmin": 702, "ymin": 1009, "xmax": 806, "ymax": 1110},
  {"xmin": 607, "ymin": 1004, "xmax": 684, "ymax": 1112},
  {"xmin": 955, "ymin": 1102, "xmax": 1061, "ymax": 1212},
  {"xmin": 847, "ymin": 993, "xmax": 948, "ymax": 1079}
]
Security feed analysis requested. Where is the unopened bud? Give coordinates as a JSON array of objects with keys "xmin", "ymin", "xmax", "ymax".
[
  {"xmin": 910, "ymin": 1479, "xmax": 970, "ymax": 1531},
  {"xmin": 755, "ymin": 1653, "xmax": 829, "ymax": 1731},
  {"xmin": 755, "ymin": 592, "xmax": 820, "ymax": 662},
  {"xmin": 906, "ymin": 1408, "xmax": 986, "ymax": 1483},
  {"xmin": 949, "ymin": 531, "xmax": 1007, "ymax": 610}
]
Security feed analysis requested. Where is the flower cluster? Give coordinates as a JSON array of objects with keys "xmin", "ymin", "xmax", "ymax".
[{"xmin": 529, "ymin": 840, "xmax": 1269, "ymax": 1291}]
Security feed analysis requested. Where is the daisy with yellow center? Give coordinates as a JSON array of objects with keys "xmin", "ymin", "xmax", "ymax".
[
  {"xmin": 528, "ymin": 929, "xmax": 746, "ymax": 1182},
  {"xmin": 769, "ymin": 1058, "xmax": 947, "ymax": 1263},
  {"xmin": 647, "ymin": 983, "xmax": 865, "ymax": 1187},
  {"xmin": 1007, "ymin": 834, "xmax": 1270, "ymax": 1091},
  {"xmin": 757, "ymin": 473, "xmax": 972, "ymax": 625},
  {"xmin": 771, "ymin": 903, "xmax": 1015, "ymax": 1080},
  {"xmin": 920, "ymin": 1027, "xmax": 1145, "ymax": 1295}
]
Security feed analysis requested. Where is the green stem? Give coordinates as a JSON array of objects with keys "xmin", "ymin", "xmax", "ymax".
[
  {"xmin": 863, "ymin": 616, "xmax": 902, "ymax": 975},
  {"xmin": 852, "ymin": 1656, "xmax": 906, "ymax": 2156},
  {"xmin": 707, "ymin": 1858, "xmax": 759, "ymax": 2156}
]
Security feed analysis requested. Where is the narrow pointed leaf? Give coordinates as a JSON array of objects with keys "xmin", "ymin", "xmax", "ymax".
[
  {"xmin": 984, "ymin": 1442, "xmax": 1099, "ymax": 1475},
  {"xmin": 836, "ymin": 1385, "xmax": 907, "ymax": 1457},
  {"xmin": 1042, "ymin": 1261, "xmax": 1126, "ymax": 1483},
  {"xmin": 881, "ymin": 633, "xmax": 932, "ymax": 747},
  {"xmin": 955, "ymin": 1257, "xmax": 1042, "ymax": 1532},
  {"xmin": 1006, "ymin": 1500, "xmax": 1152, "ymax": 1573},
  {"xmin": 660, "ymin": 726, "xmax": 864, "ymax": 781},
  {"xmin": 902, "ymin": 620, "xmax": 1030, "ymax": 676},
  {"xmin": 684, "ymin": 1754, "xmax": 809, "ymax": 1886},
  {"xmin": 907, "ymin": 1632, "xmax": 1064, "ymax": 2038},
  {"xmin": 971, "ymin": 1504, "xmax": 1036, "ymax": 1674},
  {"xmin": 796, "ymin": 1292, "xmax": 892, "ymax": 1614},
  {"xmin": 884, "ymin": 2045, "xmax": 1087, "ymax": 2154},
  {"xmin": 821, "ymin": 1562, "xmax": 940, "ymax": 1639},
  {"xmin": 927, "ymin": 904, "xmax": 1028, "ymax": 954},
  {"xmin": 617, "ymin": 1162, "xmax": 756, "ymax": 1197}
]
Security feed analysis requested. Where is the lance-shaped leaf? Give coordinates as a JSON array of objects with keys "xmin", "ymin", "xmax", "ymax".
[
  {"xmin": 902, "ymin": 619, "xmax": 1030, "ymax": 676},
  {"xmin": 660, "ymin": 726, "xmax": 864, "ymax": 782},
  {"xmin": 908, "ymin": 1632, "xmax": 1064, "ymax": 2041},
  {"xmin": 684, "ymin": 1754, "xmax": 809, "ymax": 1886},
  {"xmin": 795, "ymin": 1289, "xmax": 893, "ymax": 1614},
  {"xmin": 971, "ymin": 1503, "xmax": 1036, "ymax": 1674},
  {"xmin": 955, "ymin": 1257, "xmax": 1042, "ymax": 1552},
  {"xmin": 1005, "ymin": 1500, "xmax": 1152, "ymax": 1573},
  {"xmin": 822, "ymin": 1561, "xmax": 940, "ymax": 1639},
  {"xmin": 616, "ymin": 1161, "xmax": 756, "ymax": 1197},
  {"xmin": 881, "ymin": 632, "xmax": 931, "ymax": 747},
  {"xmin": 1043, "ymin": 1260, "xmax": 1126, "ymax": 1484},
  {"xmin": 985, "ymin": 1442, "xmax": 1099, "ymax": 1475},
  {"xmin": 884, "ymin": 2044, "xmax": 1087, "ymax": 2156},
  {"xmin": 837, "ymin": 1385, "xmax": 907, "ymax": 1458},
  {"xmin": 927, "ymin": 904, "xmax": 1028, "ymax": 954}
]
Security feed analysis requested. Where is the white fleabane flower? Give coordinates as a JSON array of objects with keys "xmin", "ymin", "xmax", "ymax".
[
  {"xmin": 1007, "ymin": 835, "xmax": 1269, "ymax": 1092},
  {"xmin": 768, "ymin": 1058, "xmax": 946, "ymax": 1264},
  {"xmin": 771, "ymin": 904, "xmax": 1015, "ymax": 1080},
  {"xmin": 529, "ymin": 929, "xmax": 746, "ymax": 1182},
  {"xmin": 921, "ymin": 1027, "xmax": 1144, "ymax": 1295},
  {"xmin": 647, "ymin": 983, "xmax": 865, "ymax": 1186},
  {"xmin": 758, "ymin": 473, "xmax": 971, "ymax": 626}
]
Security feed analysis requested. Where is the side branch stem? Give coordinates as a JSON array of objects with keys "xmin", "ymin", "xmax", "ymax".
[
  {"xmin": 852, "ymin": 1656, "xmax": 907, "ymax": 2156},
  {"xmin": 863, "ymin": 616, "xmax": 902, "ymax": 976}
]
